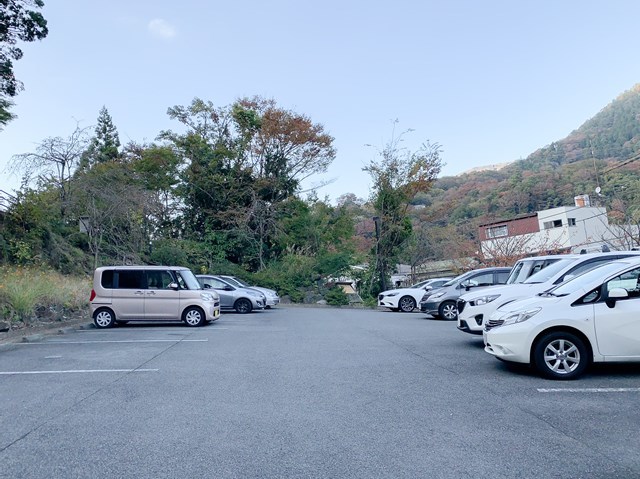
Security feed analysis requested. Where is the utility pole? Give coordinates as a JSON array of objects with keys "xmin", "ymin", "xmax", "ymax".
[{"xmin": 373, "ymin": 216, "xmax": 387, "ymax": 292}]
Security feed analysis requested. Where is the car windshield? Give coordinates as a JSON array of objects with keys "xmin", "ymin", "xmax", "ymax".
[
  {"xmin": 442, "ymin": 271, "xmax": 473, "ymax": 288},
  {"xmin": 224, "ymin": 276, "xmax": 247, "ymax": 288},
  {"xmin": 177, "ymin": 269, "xmax": 202, "ymax": 290},
  {"xmin": 505, "ymin": 262, "xmax": 525, "ymax": 284},
  {"xmin": 544, "ymin": 261, "xmax": 633, "ymax": 297},
  {"xmin": 409, "ymin": 280, "xmax": 429, "ymax": 289},
  {"xmin": 523, "ymin": 258, "xmax": 577, "ymax": 284}
]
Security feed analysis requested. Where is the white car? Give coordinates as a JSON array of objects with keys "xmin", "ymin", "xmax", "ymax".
[
  {"xmin": 484, "ymin": 257, "xmax": 640, "ymax": 379},
  {"xmin": 457, "ymin": 252, "xmax": 640, "ymax": 335},
  {"xmin": 378, "ymin": 277, "xmax": 452, "ymax": 312}
]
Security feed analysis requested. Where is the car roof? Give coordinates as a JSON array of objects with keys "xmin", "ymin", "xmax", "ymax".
[
  {"xmin": 95, "ymin": 265, "xmax": 190, "ymax": 271},
  {"xmin": 514, "ymin": 254, "xmax": 580, "ymax": 262}
]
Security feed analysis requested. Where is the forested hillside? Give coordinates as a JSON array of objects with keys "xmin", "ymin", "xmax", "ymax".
[{"xmin": 403, "ymin": 84, "xmax": 640, "ymax": 261}]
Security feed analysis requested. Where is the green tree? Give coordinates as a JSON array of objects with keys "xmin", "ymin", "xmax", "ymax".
[
  {"xmin": 81, "ymin": 106, "xmax": 121, "ymax": 168},
  {"xmin": 0, "ymin": 0, "xmax": 48, "ymax": 127},
  {"xmin": 127, "ymin": 143, "xmax": 182, "ymax": 239},
  {"xmin": 363, "ymin": 129, "xmax": 442, "ymax": 294}
]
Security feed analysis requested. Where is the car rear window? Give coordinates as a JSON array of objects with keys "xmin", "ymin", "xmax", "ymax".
[{"xmin": 101, "ymin": 270, "xmax": 114, "ymax": 288}]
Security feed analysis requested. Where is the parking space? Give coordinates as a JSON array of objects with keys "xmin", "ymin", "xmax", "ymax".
[{"xmin": 1, "ymin": 307, "xmax": 640, "ymax": 478}]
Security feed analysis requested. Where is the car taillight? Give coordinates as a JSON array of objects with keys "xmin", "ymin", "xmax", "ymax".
[{"xmin": 90, "ymin": 289, "xmax": 96, "ymax": 301}]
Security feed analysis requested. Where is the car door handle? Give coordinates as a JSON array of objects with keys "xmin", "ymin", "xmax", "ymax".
[
  {"xmin": 135, "ymin": 291, "xmax": 144, "ymax": 295},
  {"xmin": 146, "ymin": 291, "xmax": 156, "ymax": 295}
]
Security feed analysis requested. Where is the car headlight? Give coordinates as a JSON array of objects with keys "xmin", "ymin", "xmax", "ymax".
[
  {"xmin": 200, "ymin": 292, "xmax": 218, "ymax": 302},
  {"xmin": 470, "ymin": 294, "xmax": 500, "ymax": 306},
  {"xmin": 384, "ymin": 293, "xmax": 398, "ymax": 297},
  {"xmin": 501, "ymin": 308, "xmax": 541, "ymax": 326},
  {"xmin": 429, "ymin": 291, "xmax": 445, "ymax": 300}
]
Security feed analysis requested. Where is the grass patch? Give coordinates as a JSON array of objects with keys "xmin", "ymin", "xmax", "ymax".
[{"xmin": 0, "ymin": 266, "xmax": 90, "ymax": 324}]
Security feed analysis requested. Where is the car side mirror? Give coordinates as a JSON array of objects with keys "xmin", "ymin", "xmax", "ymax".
[
  {"xmin": 203, "ymin": 284, "xmax": 211, "ymax": 289},
  {"xmin": 224, "ymin": 285, "xmax": 234, "ymax": 291},
  {"xmin": 606, "ymin": 287, "xmax": 628, "ymax": 308},
  {"xmin": 169, "ymin": 282, "xmax": 179, "ymax": 290}
]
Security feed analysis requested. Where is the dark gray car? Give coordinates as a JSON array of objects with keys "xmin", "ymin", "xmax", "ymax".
[{"xmin": 419, "ymin": 267, "xmax": 511, "ymax": 320}]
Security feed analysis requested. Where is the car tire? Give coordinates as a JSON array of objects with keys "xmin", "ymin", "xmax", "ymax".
[
  {"xmin": 398, "ymin": 296, "xmax": 416, "ymax": 313},
  {"xmin": 183, "ymin": 306, "xmax": 205, "ymax": 327},
  {"xmin": 533, "ymin": 331, "xmax": 589, "ymax": 380},
  {"xmin": 234, "ymin": 298, "xmax": 253, "ymax": 314},
  {"xmin": 438, "ymin": 301, "xmax": 458, "ymax": 320},
  {"xmin": 93, "ymin": 308, "xmax": 116, "ymax": 329}
]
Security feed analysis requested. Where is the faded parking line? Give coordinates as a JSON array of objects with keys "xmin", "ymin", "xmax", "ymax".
[
  {"xmin": 538, "ymin": 387, "xmax": 640, "ymax": 393},
  {"xmin": 0, "ymin": 368, "xmax": 159, "ymax": 375}
]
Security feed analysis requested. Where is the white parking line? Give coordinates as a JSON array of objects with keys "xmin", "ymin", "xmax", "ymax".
[
  {"xmin": 538, "ymin": 388, "xmax": 640, "ymax": 393},
  {"xmin": 0, "ymin": 369, "xmax": 159, "ymax": 375},
  {"xmin": 18, "ymin": 339, "xmax": 209, "ymax": 345}
]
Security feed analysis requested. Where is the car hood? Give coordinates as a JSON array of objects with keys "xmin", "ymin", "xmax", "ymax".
[
  {"xmin": 458, "ymin": 282, "xmax": 550, "ymax": 301},
  {"xmin": 493, "ymin": 294, "xmax": 566, "ymax": 315},
  {"xmin": 379, "ymin": 287, "xmax": 426, "ymax": 296},
  {"xmin": 250, "ymin": 286, "xmax": 278, "ymax": 296}
]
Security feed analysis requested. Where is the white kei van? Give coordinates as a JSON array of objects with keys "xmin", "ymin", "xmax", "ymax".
[{"xmin": 90, "ymin": 266, "xmax": 221, "ymax": 328}]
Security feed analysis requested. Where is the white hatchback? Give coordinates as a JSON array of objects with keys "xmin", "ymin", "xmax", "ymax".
[{"xmin": 484, "ymin": 257, "xmax": 640, "ymax": 379}]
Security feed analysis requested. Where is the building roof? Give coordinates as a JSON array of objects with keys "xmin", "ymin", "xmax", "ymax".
[{"xmin": 479, "ymin": 212, "xmax": 538, "ymax": 228}]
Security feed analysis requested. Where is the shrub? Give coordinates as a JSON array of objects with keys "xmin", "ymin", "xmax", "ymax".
[{"xmin": 324, "ymin": 286, "xmax": 349, "ymax": 306}]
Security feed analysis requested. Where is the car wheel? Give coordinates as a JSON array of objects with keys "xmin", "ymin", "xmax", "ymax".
[
  {"xmin": 93, "ymin": 308, "xmax": 116, "ymax": 329},
  {"xmin": 183, "ymin": 306, "xmax": 205, "ymax": 327},
  {"xmin": 398, "ymin": 296, "xmax": 416, "ymax": 313},
  {"xmin": 438, "ymin": 301, "xmax": 458, "ymax": 320},
  {"xmin": 235, "ymin": 298, "xmax": 253, "ymax": 314},
  {"xmin": 533, "ymin": 331, "xmax": 589, "ymax": 380}
]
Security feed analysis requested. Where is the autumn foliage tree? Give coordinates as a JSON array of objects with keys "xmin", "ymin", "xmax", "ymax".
[{"xmin": 160, "ymin": 96, "xmax": 337, "ymax": 270}]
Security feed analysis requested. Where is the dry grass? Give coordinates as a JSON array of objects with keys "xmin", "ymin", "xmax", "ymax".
[{"xmin": 0, "ymin": 266, "xmax": 90, "ymax": 324}]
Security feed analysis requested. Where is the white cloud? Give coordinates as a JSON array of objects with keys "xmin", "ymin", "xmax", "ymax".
[{"xmin": 147, "ymin": 18, "xmax": 177, "ymax": 39}]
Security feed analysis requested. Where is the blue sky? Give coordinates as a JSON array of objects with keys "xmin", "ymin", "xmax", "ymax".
[{"xmin": 2, "ymin": 0, "xmax": 640, "ymax": 202}]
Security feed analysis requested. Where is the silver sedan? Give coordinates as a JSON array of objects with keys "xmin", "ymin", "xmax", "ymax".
[{"xmin": 196, "ymin": 275, "xmax": 266, "ymax": 313}]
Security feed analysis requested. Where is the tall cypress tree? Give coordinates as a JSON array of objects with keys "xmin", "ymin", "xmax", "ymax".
[{"xmin": 83, "ymin": 106, "xmax": 121, "ymax": 167}]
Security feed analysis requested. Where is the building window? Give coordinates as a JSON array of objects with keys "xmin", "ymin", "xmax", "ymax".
[
  {"xmin": 487, "ymin": 225, "xmax": 508, "ymax": 238},
  {"xmin": 568, "ymin": 218, "xmax": 576, "ymax": 226},
  {"xmin": 543, "ymin": 219, "xmax": 563, "ymax": 229}
]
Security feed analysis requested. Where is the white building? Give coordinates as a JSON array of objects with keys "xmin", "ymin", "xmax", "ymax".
[{"xmin": 479, "ymin": 196, "xmax": 639, "ymax": 259}]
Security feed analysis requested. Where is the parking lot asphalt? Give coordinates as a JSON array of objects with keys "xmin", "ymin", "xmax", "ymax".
[{"xmin": 1, "ymin": 307, "xmax": 639, "ymax": 479}]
